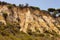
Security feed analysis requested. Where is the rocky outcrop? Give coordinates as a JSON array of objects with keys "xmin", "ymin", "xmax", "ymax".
[{"xmin": 0, "ymin": 3, "xmax": 60, "ymax": 36}]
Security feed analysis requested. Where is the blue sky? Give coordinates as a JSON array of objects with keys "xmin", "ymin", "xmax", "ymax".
[{"xmin": 0, "ymin": 0, "xmax": 60, "ymax": 10}]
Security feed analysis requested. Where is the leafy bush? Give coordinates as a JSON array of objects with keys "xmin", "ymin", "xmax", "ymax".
[
  {"xmin": 56, "ymin": 9, "xmax": 60, "ymax": 13},
  {"xmin": 13, "ymin": 4, "xmax": 16, "ymax": 7},
  {"xmin": 41, "ymin": 10, "xmax": 48, "ymax": 13},
  {"xmin": 2, "ymin": 12, "xmax": 8, "ymax": 20},
  {"xmin": 19, "ymin": 4, "xmax": 24, "ymax": 8},
  {"xmin": 48, "ymin": 8, "xmax": 55, "ymax": 12},
  {"xmin": 7, "ymin": 4, "xmax": 13, "ymax": 9}
]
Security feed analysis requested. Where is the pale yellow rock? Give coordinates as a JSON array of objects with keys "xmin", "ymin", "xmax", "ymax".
[{"xmin": 0, "ymin": 4, "xmax": 60, "ymax": 35}]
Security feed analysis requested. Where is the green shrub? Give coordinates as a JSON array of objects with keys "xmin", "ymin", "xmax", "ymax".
[
  {"xmin": 3, "ymin": 12, "xmax": 8, "ymax": 20},
  {"xmin": 7, "ymin": 4, "xmax": 13, "ymax": 9},
  {"xmin": 56, "ymin": 9, "xmax": 60, "ymax": 13},
  {"xmin": 30, "ymin": 6, "xmax": 40, "ymax": 10},
  {"xmin": 48, "ymin": 8, "xmax": 55, "ymax": 12},
  {"xmin": 53, "ymin": 11, "xmax": 58, "ymax": 18},
  {"xmin": 13, "ymin": 4, "xmax": 16, "ymax": 7}
]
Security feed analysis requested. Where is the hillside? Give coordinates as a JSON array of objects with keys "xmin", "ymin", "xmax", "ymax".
[{"xmin": 0, "ymin": 1, "xmax": 60, "ymax": 40}]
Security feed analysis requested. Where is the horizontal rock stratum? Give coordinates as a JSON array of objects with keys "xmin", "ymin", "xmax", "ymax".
[{"xmin": 0, "ymin": 2, "xmax": 60, "ymax": 36}]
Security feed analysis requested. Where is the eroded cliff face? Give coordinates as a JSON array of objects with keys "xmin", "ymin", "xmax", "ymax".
[{"xmin": 0, "ymin": 4, "xmax": 60, "ymax": 35}]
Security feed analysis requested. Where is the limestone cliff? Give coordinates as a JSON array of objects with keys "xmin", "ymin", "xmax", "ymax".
[{"xmin": 0, "ymin": 2, "xmax": 60, "ymax": 36}]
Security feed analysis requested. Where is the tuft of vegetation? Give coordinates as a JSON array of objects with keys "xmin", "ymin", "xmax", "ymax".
[
  {"xmin": 41, "ymin": 10, "xmax": 48, "ymax": 13},
  {"xmin": 30, "ymin": 6, "xmax": 40, "ymax": 10},
  {"xmin": 2, "ymin": 12, "xmax": 8, "ymax": 20},
  {"xmin": 0, "ymin": 1, "xmax": 7, "ymax": 5},
  {"xmin": 7, "ymin": 4, "xmax": 13, "ymax": 9}
]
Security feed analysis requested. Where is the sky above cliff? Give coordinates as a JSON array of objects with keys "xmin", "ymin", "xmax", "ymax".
[{"xmin": 0, "ymin": 0, "xmax": 60, "ymax": 10}]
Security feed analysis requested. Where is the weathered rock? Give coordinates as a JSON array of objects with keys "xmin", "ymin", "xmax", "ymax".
[{"xmin": 0, "ymin": 4, "xmax": 60, "ymax": 35}]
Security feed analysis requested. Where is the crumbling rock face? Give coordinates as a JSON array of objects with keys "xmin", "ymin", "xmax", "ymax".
[{"xmin": 0, "ymin": 5, "xmax": 60, "ymax": 35}]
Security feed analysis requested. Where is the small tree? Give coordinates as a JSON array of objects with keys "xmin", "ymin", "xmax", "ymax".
[
  {"xmin": 19, "ymin": 4, "xmax": 24, "ymax": 7},
  {"xmin": 13, "ymin": 4, "xmax": 16, "ymax": 7},
  {"xmin": 2, "ymin": 1, "xmax": 7, "ymax": 5},
  {"xmin": 56, "ymin": 9, "xmax": 60, "ymax": 13},
  {"xmin": 41, "ymin": 10, "xmax": 48, "ymax": 12},
  {"xmin": 48, "ymin": 8, "xmax": 55, "ymax": 12},
  {"xmin": 24, "ymin": 3, "xmax": 28, "ymax": 7},
  {"xmin": 7, "ymin": 4, "xmax": 13, "ymax": 9},
  {"xmin": 19, "ymin": 4, "xmax": 21, "ymax": 7}
]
